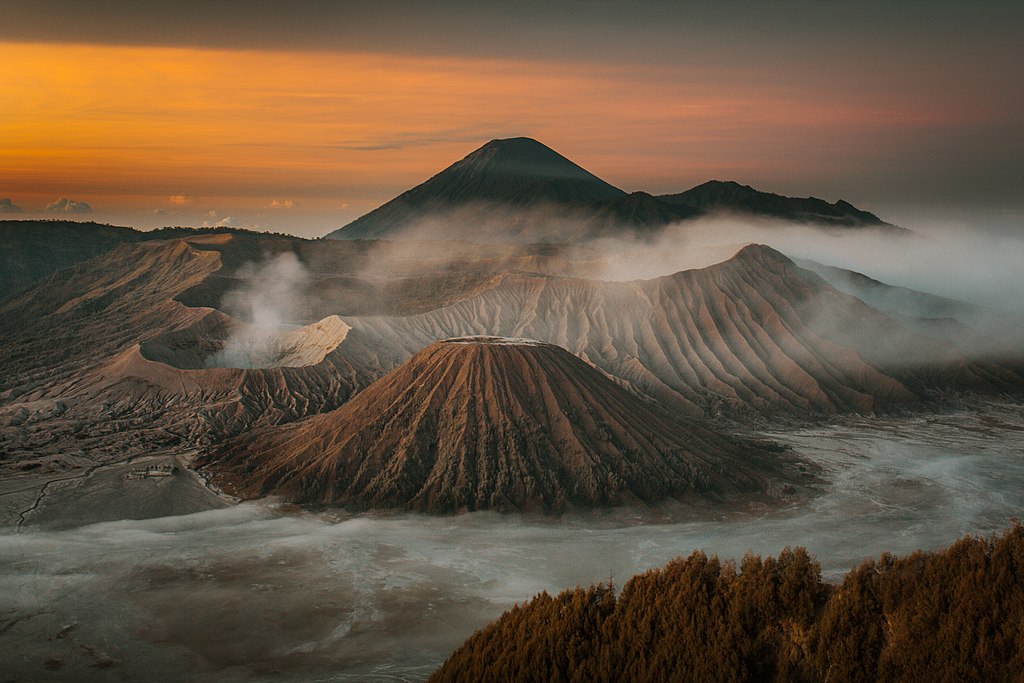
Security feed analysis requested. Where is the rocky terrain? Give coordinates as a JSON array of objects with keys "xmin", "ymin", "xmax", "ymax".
[
  {"xmin": 205, "ymin": 337, "xmax": 804, "ymax": 512},
  {"xmin": 1, "ymin": 230, "xmax": 1020, "ymax": 493}
]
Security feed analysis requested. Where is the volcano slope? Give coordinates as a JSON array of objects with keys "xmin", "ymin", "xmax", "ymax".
[
  {"xmin": 336, "ymin": 244, "xmax": 1022, "ymax": 418},
  {"xmin": 0, "ymin": 236, "xmax": 369, "ymax": 473},
  {"xmin": 0, "ymin": 233, "xmax": 612, "ymax": 475},
  {"xmin": 2, "ymin": 234, "xmax": 1020, "ymax": 484},
  {"xmin": 205, "ymin": 337, "xmax": 802, "ymax": 513}
]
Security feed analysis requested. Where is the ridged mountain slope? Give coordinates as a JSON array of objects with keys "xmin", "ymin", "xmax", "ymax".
[
  {"xmin": 338, "ymin": 245, "xmax": 1018, "ymax": 416},
  {"xmin": 205, "ymin": 337, "xmax": 797, "ymax": 512}
]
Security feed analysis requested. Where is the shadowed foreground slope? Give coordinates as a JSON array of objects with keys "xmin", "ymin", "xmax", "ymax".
[
  {"xmin": 205, "ymin": 337, "xmax": 801, "ymax": 512},
  {"xmin": 432, "ymin": 524, "xmax": 1024, "ymax": 682}
]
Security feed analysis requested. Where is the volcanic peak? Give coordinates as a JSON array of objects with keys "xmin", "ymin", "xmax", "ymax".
[{"xmin": 204, "ymin": 336, "xmax": 794, "ymax": 512}]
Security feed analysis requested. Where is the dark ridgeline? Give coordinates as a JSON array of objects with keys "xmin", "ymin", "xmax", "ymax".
[
  {"xmin": 0, "ymin": 220, "xmax": 145, "ymax": 297},
  {"xmin": 326, "ymin": 138, "xmax": 893, "ymax": 242},
  {"xmin": 0, "ymin": 220, "xmax": 303, "ymax": 298},
  {"xmin": 431, "ymin": 524, "xmax": 1024, "ymax": 682},
  {"xmin": 659, "ymin": 179, "xmax": 893, "ymax": 228}
]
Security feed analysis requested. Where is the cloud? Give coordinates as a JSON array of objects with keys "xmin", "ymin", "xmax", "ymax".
[
  {"xmin": 0, "ymin": 198, "xmax": 23, "ymax": 213},
  {"xmin": 169, "ymin": 194, "xmax": 194, "ymax": 205},
  {"xmin": 46, "ymin": 197, "xmax": 92, "ymax": 213},
  {"xmin": 200, "ymin": 210, "xmax": 242, "ymax": 228},
  {"xmin": 268, "ymin": 199, "xmax": 298, "ymax": 209}
]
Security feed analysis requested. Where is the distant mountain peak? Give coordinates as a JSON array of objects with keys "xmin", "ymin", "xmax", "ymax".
[
  {"xmin": 732, "ymin": 243, "xmax": 791, "ymax": 262},
  {"xmin": 325, "ymin": 141, "xmax": 898, "ymax": 242},
  {"xmin": 444, "ymin": 136, "xmax": 620, "ymax": 188},
  {"xmin": 325, "ymin": 137, "xmax": 627, "ymax": 241},
  {"xmin": 476, "ymin": 136, "xmax": 554, "ymax": 152}
]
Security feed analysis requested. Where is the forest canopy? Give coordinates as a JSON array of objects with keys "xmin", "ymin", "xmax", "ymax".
[{"xmin": 431, "ymin": 524, "xmax": 1024, "ymax": 682}]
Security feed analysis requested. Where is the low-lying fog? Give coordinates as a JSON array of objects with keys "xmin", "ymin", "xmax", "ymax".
[
  {"xmin": 590, "ymin": 214, "xmax": 1024, "ymax": 315},
  {"xmin": 3, "ymin": 404, "xmax": 1023, "ymax": 681},
  {"xmin": 363, "ymin": 203, "xmax": 1024, "ymax": 316}
]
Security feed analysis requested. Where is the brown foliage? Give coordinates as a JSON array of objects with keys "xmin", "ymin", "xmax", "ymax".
[{"xmin": 431, "ymin": 524, "xmax": 1024, "ymax": 682}]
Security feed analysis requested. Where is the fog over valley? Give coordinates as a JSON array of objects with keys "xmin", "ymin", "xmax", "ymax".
[{"xmin": 3, "ymin": 406, "xmax": 1023, "ymax": 680}]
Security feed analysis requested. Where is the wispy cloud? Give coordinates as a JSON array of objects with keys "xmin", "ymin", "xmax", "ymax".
[
  {"xmin": 328, "ymin": 129, "xmax": 497, "ymax": 151},
  {"xmin": 169, "ymin": 194, "xmax": 193, "ymax": 205},
  {"xmin": 45, "ymin": 197, "xmax": 92, "ymax": 213},
  {"xmin": 0, "ymin": 198, "xmax": 23, "ymax": 213}
]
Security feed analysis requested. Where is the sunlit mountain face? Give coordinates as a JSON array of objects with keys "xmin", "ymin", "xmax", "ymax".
[{"xmin": 2, "ymin": 2, "xmax": 1023, "ymax": 681}]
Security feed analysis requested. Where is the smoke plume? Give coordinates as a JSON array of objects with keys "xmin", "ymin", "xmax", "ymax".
[{"xmin": 206, "ymin": 252, "xmax": 311, "ymax": 368}]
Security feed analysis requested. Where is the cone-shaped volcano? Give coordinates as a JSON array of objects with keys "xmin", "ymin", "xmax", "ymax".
[
  {"xmin": 204, "ymin": 336, "xmax": 797, "ymax": 512},
  {"xmin": 326, "ymin": 137, "xmax": 629, "ymax": 241}
]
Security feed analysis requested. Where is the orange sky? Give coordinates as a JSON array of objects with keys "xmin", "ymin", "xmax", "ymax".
[{"xmin": 0, "ymin": 39, "xmax": 1012, "ymax": 236}]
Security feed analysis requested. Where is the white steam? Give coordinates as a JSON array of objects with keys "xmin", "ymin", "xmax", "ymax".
[{"xmin": 206, "ymin": 252, "xmax": 311, "ymax": 368}]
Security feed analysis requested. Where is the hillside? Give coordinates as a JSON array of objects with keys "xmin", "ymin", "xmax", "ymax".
[
  {"xmin": 0, "ymin": 220, "xmax": 147, "ymax": 296},
  {"xmin": 0, "ymin": 221, "xmax": 315, "ymax": 300},
  {"xmin": 659, "ymin": 180, "xmax": 897, "ymax": 229}
]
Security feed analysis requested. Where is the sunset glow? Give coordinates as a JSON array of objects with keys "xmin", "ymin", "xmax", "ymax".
[{"xmin": 1, "ymin": 38, "xmax": 1002, "ymax": 235}]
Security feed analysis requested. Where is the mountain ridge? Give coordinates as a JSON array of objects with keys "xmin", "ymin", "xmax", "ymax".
[
  {"xmin": 326, "ymin": 138, "xmax": 895, "ymax": 241},
  {"xmin": 659, "ymin": 179, "xmax": 896, "ymax": 228}
]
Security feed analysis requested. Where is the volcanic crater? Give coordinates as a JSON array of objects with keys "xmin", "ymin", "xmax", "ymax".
[{"xmin": 139, "ymin": 312, "xmax": 350, "ymax": 369}]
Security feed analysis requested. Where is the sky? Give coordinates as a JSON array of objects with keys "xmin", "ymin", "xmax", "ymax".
[{"xmin": 1, "ymin": 0, "xmax": 1022, "ymax": 238}]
